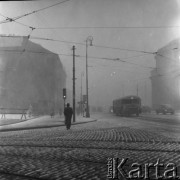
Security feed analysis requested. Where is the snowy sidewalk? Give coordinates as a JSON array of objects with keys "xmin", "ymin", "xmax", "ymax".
[{"xmin": 0, "ymin": 115, "xmax": 97, "ymax": 132}]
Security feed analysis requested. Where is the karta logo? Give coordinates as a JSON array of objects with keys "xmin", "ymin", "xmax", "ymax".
[{"xmin": 107, "ymin": 158, "xmax": 179, "ymax": 179}]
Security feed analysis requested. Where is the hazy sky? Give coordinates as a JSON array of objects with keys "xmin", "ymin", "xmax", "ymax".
[{"xmin": 0, "ymin": 0, "xmax": 180, "ymax": 108}]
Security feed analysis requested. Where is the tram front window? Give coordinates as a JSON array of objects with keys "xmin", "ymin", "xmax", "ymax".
[{"xmin": 122, "ymin": 99, "xmax": 139, "ymax": 104}]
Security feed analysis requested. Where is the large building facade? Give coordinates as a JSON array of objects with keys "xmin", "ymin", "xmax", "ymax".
[
  {"xmin": 0, "ymin": 35, "xmax": 66, "ymax": 114},
  {"xmin": 151, "ymin": 39, "xmax": 180, "ymax": 109}
]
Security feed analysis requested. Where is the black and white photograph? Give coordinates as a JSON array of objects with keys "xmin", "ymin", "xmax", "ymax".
[{"xmin": 0, "ymin": 0, "xmax": 180, "ymax": 179}]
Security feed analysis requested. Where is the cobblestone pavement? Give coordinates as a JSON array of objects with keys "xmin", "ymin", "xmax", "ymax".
[{"xmin": 0, "ymin": 114, "xmax": 180, "ymax": 179}]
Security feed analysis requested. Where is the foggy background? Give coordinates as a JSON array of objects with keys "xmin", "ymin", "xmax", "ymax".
[{"xmin": 0, "ymin": 0, "xmax": 180, "ymax": 110}]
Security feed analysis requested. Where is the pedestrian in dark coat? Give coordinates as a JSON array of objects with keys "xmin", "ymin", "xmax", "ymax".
[{"xmin": 64, "ymin": 103, "xmax": 73, "ymax": 130}]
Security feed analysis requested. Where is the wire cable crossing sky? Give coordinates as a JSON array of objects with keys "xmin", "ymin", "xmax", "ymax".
[{"xmin": 0, "ymin": 0, "xmax": 180, "ymax": 107}]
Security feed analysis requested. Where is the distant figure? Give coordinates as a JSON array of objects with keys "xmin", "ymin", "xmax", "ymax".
[
  {"xmin": 21, "ymin": 109, "xmax": 27, "ymax": 120},
  {"xmin": 50, "ymin": 109, "xmax": 55, "ymax": 118},
  {"xmin": 83, "ymin": 107, "xmax": 86, "ymax": 117},
  {"xmin": 28, "ymin": 104, "xmax": 33, "ymax": 117},
  {"xmin": 1, "ymin": 108, "xmax": 6, "ymax": 119},
  {"xmin": 64, "ymin": 103, "xmax": 73, "ymax": 130},
  {"xmin": 1, "ymin": 113, "xmax": 5, "ymax": 119},
  {"xmin": 76, "ymin": 107, "xmax": 80, "ymax": 116}
]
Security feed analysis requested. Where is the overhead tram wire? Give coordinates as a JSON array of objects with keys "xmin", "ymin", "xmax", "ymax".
[
  {"xmin": 0, "ymin": 0, "xmax": 72, "ymax": 34},
  {"xmin": 30, "ymin": 36, "xmax": 85, "ymax": 46},
  {"xmin": 88, "ymin": 62, "xmax": 152, "ymax": 74},
  {"xmin": 28, "ymin": 50, "xmax": 154, "ymax": 69},
  {"xmin": 96, "ymin": 58, "xmax": 154, "ymax": 69},
  {"xmin": 102, "ymin": 53, "xmax": 153, "ymax": 61},
  {"xmin": 0, "ymin": 0, "xmax": 72, "ymax": 24},
  {"xmin": 30, "ymin": 36, "xmax": 156, "ymax": 55},
  {"xmin": 0, "ymin": 2, "xmax": 178, "ymax": 56},
  {"xmin": 0, "ymin": 13, "xmax": 12, "ymax": 24},
  {"xmin": 0, "ymin": 48, "xmax": 154, "ymax": 69},
  {"xmin": 0, "ymin": 17, "xmax": 161, "ymax": 56},
  {"xmin": 13, "ymin": 48, "xmax": 179, "ymax": 71},
  {"xmin": 0, "ymin": 32, "xmax": 155, "ymax": 69},
  {"xmin": 0, "ymin": 34, "xmax": 157, "ymax": 57},
  {"xmin": 36, "ymin": 25, "xmax": 180, "ymax": 30},
  {"xmin": 0, "ymin": 22, "xmax": 172, "ymax": 56},
  {"xmin": 0, "ymin": 34, "xmax": 155, "ymax": 69},
  {"xmin": 0, "ymin": 1, "xmax": 73, "ymax": 38},
  {"xmin": 28, "ymin": 0, "xmax": 72, "ymax": 16},
  {"xmin": 1, "ymin": 6, "xmax": 178, "ymax": 30},
  {"xmin": 12, "ymin": 21, "xmax": 35, "ymax": 30},
  {"xmin": 93, "ymin": 44, "xmax": 155, "ymax": 55},
  {"xmin": 0, "ymin": 12, "xmax": 36, "ymax": 31},
  {"xmin": 0, "ymin": 50, "xmax": 73, "ymax": 58},
  {"xmin": 31, "ymin": 36, "xmax": 155, "ymax": 54},
  {"xmin": 0, "ymin": 17, "xmax": 12, "ymax": 25},
  {"xmin": 0, "ymin": 48, "xmax": 174, "ymax": 78}
]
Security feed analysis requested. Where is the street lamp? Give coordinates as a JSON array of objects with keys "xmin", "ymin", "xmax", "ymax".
[
  {"xmin": 85, "ymin": 36, "xmax": 93, "ymax": 118},
  {"xmin": 80, "ymin": 72, "xmax": 84, "ymax": 116}
]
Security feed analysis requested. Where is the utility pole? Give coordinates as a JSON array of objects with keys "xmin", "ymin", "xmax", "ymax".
[
  {"xmin": 144, "ymin": 81, "xmax": 147, "ymax": 105},
  {"xmin": 72, "ymin": 45, "xmax": 76, "ymax": 122},
  {"xmin": 80, "ymin": 72, "xmax": 84, "ymax": 116},
  {"xmin": 85, "ymin": 36, "xmax": 93, "ymax": 118},
  {"xmin": 137, "ymin": 82, "xmax": 139, "ymax": 96},
  {"xmin": 122, "ymin": 82, "xmax": 124, "ymax": 97}
]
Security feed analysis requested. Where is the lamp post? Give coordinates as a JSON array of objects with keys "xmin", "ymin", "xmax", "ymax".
[
  {"xmin": 137, "ymin": 82, "xmax": 139, "ymax": 96},
  {"xmin": 85, "ymin": 36, "xmax": 93, "ymax": 118},
  {"xmin": 80, "ymin": 72, "xmax": 84, "ymax": 116}
]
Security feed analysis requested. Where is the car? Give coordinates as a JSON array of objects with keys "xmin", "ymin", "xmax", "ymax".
[
  {"xmin": 141, "ymin": 105, "xmax": 151, "ymax": 113},
  {"xmin": 156, "ymin": 104, "xmax": 175, "ymax": 115}
]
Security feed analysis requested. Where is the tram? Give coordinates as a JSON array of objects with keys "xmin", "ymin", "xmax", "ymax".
[{"xmin": 113, "ymin": 95, "xmax": 141, "ymax": 116}]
